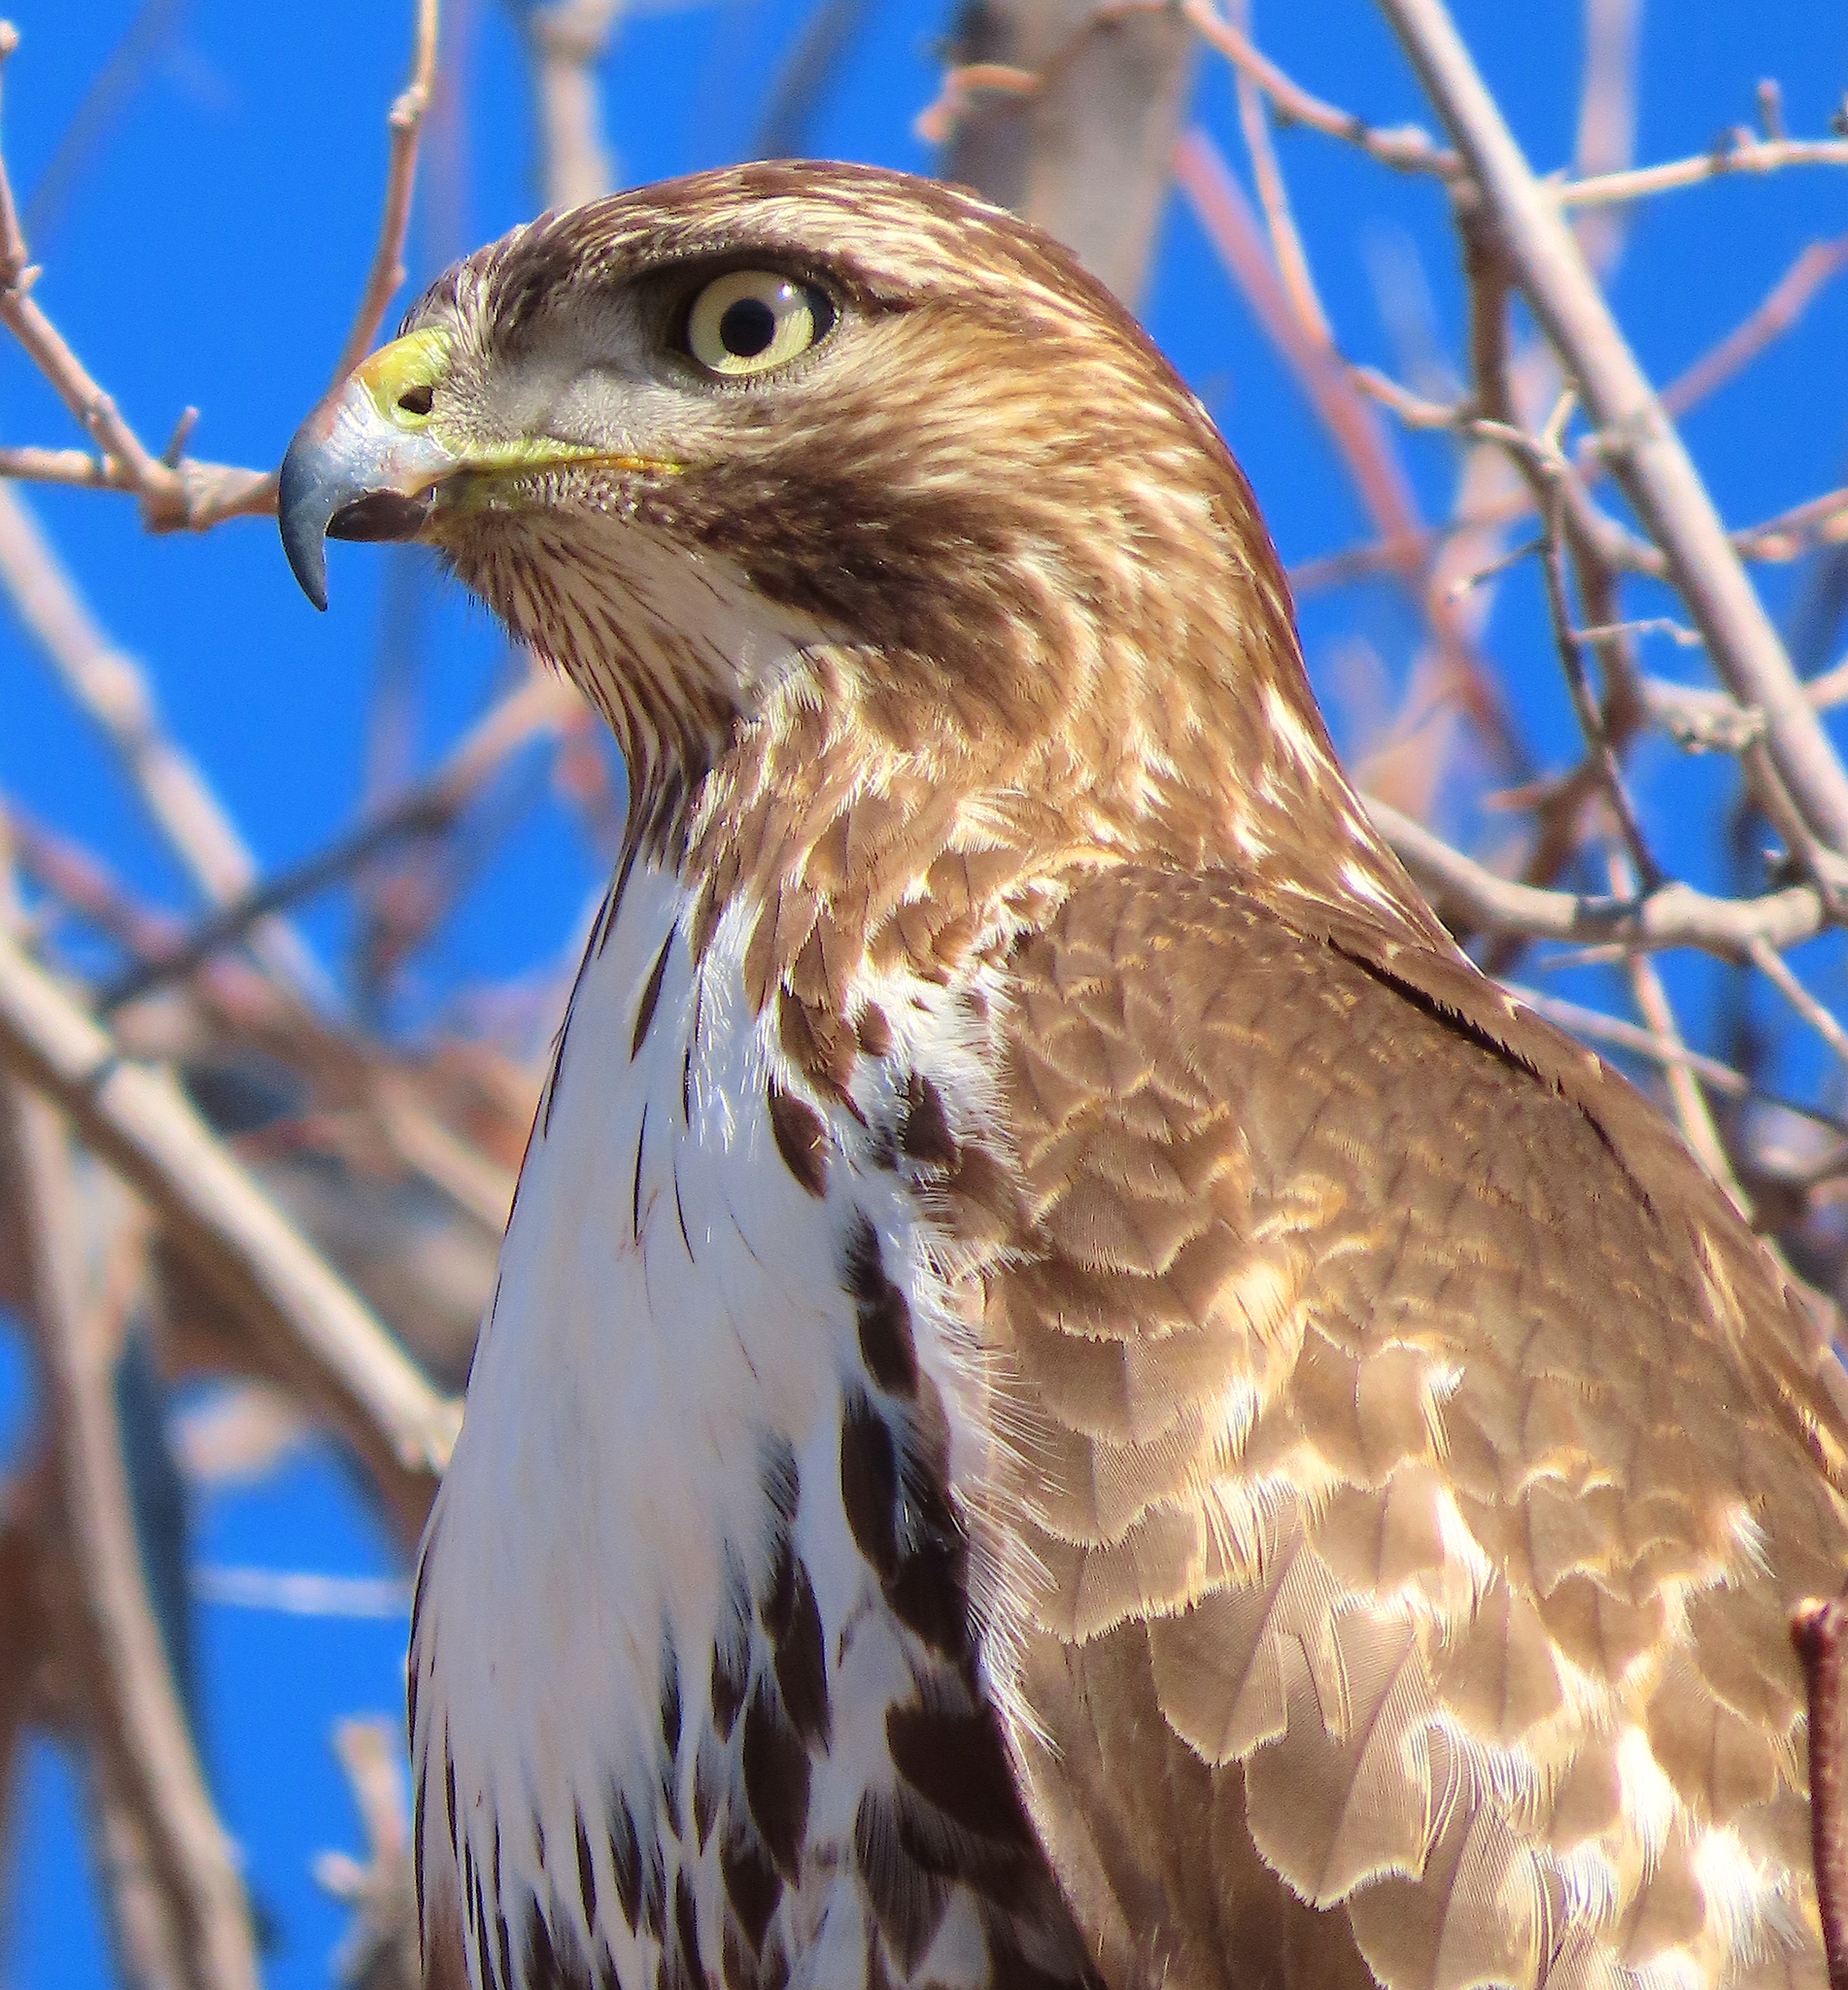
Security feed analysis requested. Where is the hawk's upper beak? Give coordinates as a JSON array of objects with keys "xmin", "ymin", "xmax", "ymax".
[{"xmin": 279, "ymin": 331, "xmax": 457, "ymax": 612}]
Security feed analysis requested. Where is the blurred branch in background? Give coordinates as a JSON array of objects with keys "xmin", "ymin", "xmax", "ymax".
[
  {"xmin": 2, "ymin": 1081, "xmax": 257, "ymax": 1990},
  {"xmin": 0, "ymin": 0, "xmax": 439, "ymax": 531},
  {"xmin": 6, "ymin": 0, "xmax": 1848, "ymax": 1981}
]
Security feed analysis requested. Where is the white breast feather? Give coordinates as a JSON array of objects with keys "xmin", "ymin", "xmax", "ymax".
[{"xmin": 410, "ymin": 858, "xmax": 1013, "ymax": 1990}]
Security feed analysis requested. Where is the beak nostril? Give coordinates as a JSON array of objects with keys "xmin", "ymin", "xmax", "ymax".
[{"xmin": 398, "ymin": 384, "xmax": 435, "ymax": 417}]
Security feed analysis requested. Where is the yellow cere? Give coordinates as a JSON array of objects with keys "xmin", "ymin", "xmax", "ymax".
[
  {"xmin": 356, "ymin": 329, "xmax": 452, "ymax": 426},
  {"xmin": 352, "ymin": 328, "xmax": 680, "ymax": 477}
]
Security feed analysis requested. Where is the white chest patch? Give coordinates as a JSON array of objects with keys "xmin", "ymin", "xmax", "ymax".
[{"xmin": 409, "ymin": 860, "xmax": 1088, "ymax": 1990}]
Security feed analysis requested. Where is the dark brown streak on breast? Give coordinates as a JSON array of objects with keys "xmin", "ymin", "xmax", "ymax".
[
  {"xmin": 898, "ymin": 1074, "xmax": 958, "ymax": 1171},
  {"xmin": 672, "ymin": 1870, "xmax": 705, "ymax": 1990},
  {"xmin": 572, "ymin": 1806, "xmax": 598, "ymax": 1944},
  {"xmin": 767, "ymin": 1084, "xmax": 829, "ymax": 1198},
  {"xmin": 607, "ymin": 1791, "xmax": 644, "ymax": 1935},
  {"xmin": 887, "ymin": 1695, "xmax": 1035, "ymax": 1850},
  {"xmin": 538, "ymin": 908, "xmax": 608, "ymax": 1142},
  {"xmin": 842, "ymin": 1213, "xmax": 919, "ymax": 1396},
  {"xmin": 768, "ymin": 1551, "xmax": 831, "ymax": 1751},
  {"xmin": 854, "ymin": 1787, "xmax": 950, "ymax": 1973},
  {"xmin": 632, "ymin": 933, "xmax": 674, "ymax": 1058},
  {"xmin": 741, "ymin": 1677, "xmax": 810, "ymax": 1882},
  {"xmin": 840, "ymin": 1389, "xmax": 901, "ymax": 1581}
]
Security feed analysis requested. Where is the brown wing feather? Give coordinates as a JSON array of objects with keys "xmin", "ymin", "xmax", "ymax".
[{"xmin": 985, "ymin": 865, "xmax": 1848, "ymax": 1990}]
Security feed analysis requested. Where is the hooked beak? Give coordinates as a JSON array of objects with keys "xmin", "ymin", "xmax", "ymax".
[{"xmin": 278, "ymin": 331, "xmax": 457, "ymax": 611}]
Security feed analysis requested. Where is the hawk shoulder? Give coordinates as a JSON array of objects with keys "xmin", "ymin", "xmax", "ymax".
[{"xmin": 980, "ymin": 864, "xmax": 1848, "ymax": 1990}]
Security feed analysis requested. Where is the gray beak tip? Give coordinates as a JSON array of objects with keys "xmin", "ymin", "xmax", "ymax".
[{"xmin": 278, "ymin": 424, "xmax": 334, "ymax": 612}]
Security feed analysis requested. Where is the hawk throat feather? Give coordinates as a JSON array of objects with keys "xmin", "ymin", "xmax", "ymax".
[{"xmin": 279, "ymin": 162, "xmax": 1848, "ymax": 1990}]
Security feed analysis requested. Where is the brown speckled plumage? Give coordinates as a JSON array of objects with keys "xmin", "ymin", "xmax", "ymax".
[{"xmin": 286, "ymin": 161, "xmax": 1848, "ymax": 1990}]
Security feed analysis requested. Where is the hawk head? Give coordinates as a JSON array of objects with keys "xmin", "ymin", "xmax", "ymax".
[{"xmin": 281, "ymin": 160, "xmax": 1433, "ymax": 929}]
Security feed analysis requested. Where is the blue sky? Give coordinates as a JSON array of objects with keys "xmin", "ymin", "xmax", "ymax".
[{"xmin": 3, "ymin": 2, "xmax": 1846, "ymax": 1982}]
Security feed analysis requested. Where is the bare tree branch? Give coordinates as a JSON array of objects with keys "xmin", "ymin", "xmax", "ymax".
[
  {"xmin": 0, "ymin": 927, "xmax": 460, "ymax": 1527},
  {"xmin": 936, "ymin": 0, "xmax": 1201, "ymax": 308},
  {"xmin": 521, "ymin": 0, "xmax": 626, "ymax": 209},
  {"xmin": 2, "ymin": 1082, "xmax": 259, "ymax": 1990},
  {"xmin": 0, "ymin": 0, "xmax": 443, "ymax": 530},
  {"xmin": 1368, "ymin": 796, "xmax": 1829, "ymax": 958},
  {"xmin": 0, "ymin": 484, "xmax": 334, "ymax": 1010},
  {"xmin": 1661, "ymin": 232, "xmax": 1848, "ymax": 422},
  {"xmin": 1174, "ymin": 125, "xmax": 1523, "ymax": 770},
  {"xmin": 1496, "ymin": 981, "xmax": 1753, "ymax": 1100},
  {"xmin": 98, "ymin": 672, "xmax": 577, "ymax": 1013},
  {"xmin": 1178, "ymin": 0, "xmax": 1457, "ymax": 179},
  {"xmin": 1375, "ymin": 0, "xmax": 1848, "ymax": 856},
  {"xmin": 1563, "ymin": 131, "xmax": 1848, "ymax": 210},
  {"xmin": 1793, "ymin": 1594, "xmax": 1848, "ymax": 1990},
  {"xmin": 330, "ymin": 0, "xmax": 443, "ymax": 385},
  {"xmin": 1605, "ymin": 847, "xmax": 1749, "ymax": 1213}
]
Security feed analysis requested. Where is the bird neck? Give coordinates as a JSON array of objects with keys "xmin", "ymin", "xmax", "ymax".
[{"xmin": 638, "ymin": 596, "xmax": 1443, "ymax": 995}]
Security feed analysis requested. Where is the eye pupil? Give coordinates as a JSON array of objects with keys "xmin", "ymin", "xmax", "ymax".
[
  {"xmin": 398, "ymin": 384, "xmax": 435, "ymax": 416},
  {"xmin": 719, "ymin": 297, "xmax": 777, "ymax": 359},
  {"xmin": 684, "ymin": 270, "xmax": 833, "ymax": 376}
]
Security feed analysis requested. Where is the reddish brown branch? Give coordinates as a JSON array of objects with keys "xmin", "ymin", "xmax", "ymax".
[
  {"xmin": 1662, "ymin": 233, "xmax": 1848, "ymax": 421},
  {"xmin": 1173, "ymin": 124, "xmax": 1522, "ymax": 770},
  {"xmin": 1794, "ymin": 1594, "xmax": 1848, "ymax": 1990}
]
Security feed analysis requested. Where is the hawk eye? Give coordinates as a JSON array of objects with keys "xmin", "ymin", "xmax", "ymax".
[{"xmin": 683, "ymin": 269, "xmax": 833, "ymax": 378}]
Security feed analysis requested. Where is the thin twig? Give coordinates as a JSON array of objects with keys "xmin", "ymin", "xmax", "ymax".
[
  {"xmin": 0, "ymin": 0, "xmax": 440, "ymax": 527},
  {"xmin": 1292, "ymin": 478, "xmax": 1848, "ymax": 596},
  {"xmin": 1749, "ymin": 936, "xmax": 1848, "ymax": 1074},
  {"xmin": 1738, "ymin": 487, "xmax": 1848, "ymax": 565},
  {"xmin": 1661, "ymin": 233, "xmax": 1848, "ymax": 422},
  {"xmin": 20, "ymin": 0, "xmax": 187, "ymax": 248},
  {"xmin": 1454, "ymin": 205, "xmax": 1653, "ymax": 944},
  {"xmin": 1368, "ymin": 797, "xmax": 1828, "ymax": 958},
  {"xmin": 0, "ymin": 446, "xmax": 271, "ymax": 516},
  {"xmin": 1227, "ymin": 0, "xmax": 1330, "ymax": 346},
  {"xmin": 5, "ymin": 801, "xmax": 521, "ymax": 1239},
  {"xmin": 1607, "ymin": 847, "xmax": 1748, "ymax": 1212},
  {"xmin": 754, "ymin": 0, "xmax": 873, "ymax": 160},
  {"xmin": 2, "ymin": 1082, "xmax": 259, "ymax": 1990},
  {"xmin": 1792, "ymin": 1593, "xmax": 1848, "ymax": 1990},
  {"xmin": 1566, "ymin": 0, "xmax": 1641, "ymax": 277},
  {"xmin": 1535, "ymin": 477, "xmax": 1661, "ymax": 887},
  {"xmin": 1174, "ymin": 123, "xmax": 1523, "ymax": 770},
  {"xmin": 330, "ymin": 0, "xmax": 442, "ymax": 385},
  {"xmin": 1376, "ymin": 0, "xmax": 1848, "ymax": 856},
  {"xmin": 1499, "ymin": 981, "xmax": 1750, "ymax": 1097},
  {"xmin": 1179, "ymin": 0, "xmax": 1459, "ymax": 179},
  {"xmin": 1562, "ymin": 132, "xmax": 1848, "ymax": 210}
]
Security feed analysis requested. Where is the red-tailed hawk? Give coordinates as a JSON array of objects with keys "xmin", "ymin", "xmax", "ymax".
[{"xmin": 279, "ymin": 162, "xmax": 1848, "ymax": 1990}]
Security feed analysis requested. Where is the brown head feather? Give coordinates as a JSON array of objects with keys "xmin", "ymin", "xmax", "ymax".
[{"xmin": 399, "ymin": 161, "xmax": 1441, "ymax": 967}]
